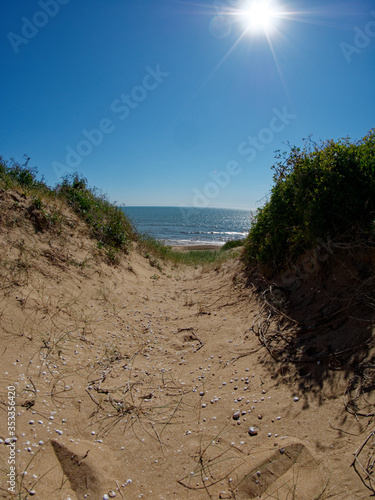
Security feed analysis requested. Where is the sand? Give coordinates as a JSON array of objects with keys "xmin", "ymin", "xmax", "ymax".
[{"xmin": 0, "ymin": 189, "xmax": 373, "ymax": 499}]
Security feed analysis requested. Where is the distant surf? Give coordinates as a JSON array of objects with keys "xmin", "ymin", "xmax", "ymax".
[{"xmin": 121, "ymin": 206, "xmax": 251, "ymax": 246}]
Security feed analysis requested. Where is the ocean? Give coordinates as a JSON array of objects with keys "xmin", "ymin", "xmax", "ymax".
[{"xmin": 121, "ymin": 206, "xmax": 251, "ymax": 246}]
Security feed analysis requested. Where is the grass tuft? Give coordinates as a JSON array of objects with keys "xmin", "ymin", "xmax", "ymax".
[
  {"xmin": 0, "ymin": 157, "xmax": 136, "ymax": 263},
  {"xmin": 139, "ymin": 235, "xmax": 234, "ymax": 268},
  {"xmin": 57, "ymin": 173, "xmax": 136, "ymax": 253},
  {"xmin": 220, "ymin": 239, "xmax": 244, "ymax": 251}
]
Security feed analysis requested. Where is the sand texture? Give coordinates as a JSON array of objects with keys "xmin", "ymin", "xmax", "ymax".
[{"xmin": 0, "ymin": 189, "xmax": 374, "ymax": 499}]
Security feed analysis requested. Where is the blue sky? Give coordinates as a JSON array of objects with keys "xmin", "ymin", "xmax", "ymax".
[{"xmin": 1, "ymin": 0, "xmax": 374, "ymax": 209}]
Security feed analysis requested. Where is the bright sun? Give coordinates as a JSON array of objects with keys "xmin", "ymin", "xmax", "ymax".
[{"xmin": 238, "ymin": 0, "xmax": 280, "ymax": 35}]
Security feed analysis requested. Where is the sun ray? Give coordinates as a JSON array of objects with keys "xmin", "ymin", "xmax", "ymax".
[
  {"xmin": 263, "ymin": 31, "xmax": 292, "ymax": 109},
  {"xmin": 236, "ymin": 0, "xmax": 282, "ymax": 36},
  {"xmin": 177, "ymin": 32, "xmax": 249, "ymax": 118}
]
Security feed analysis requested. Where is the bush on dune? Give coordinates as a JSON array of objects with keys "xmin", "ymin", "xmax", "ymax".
[
  {"xmin": 243, "ymin": 130, "xmax": 375, "ymax": 272},
  {"xmin": 220, "ymin": 239, "xmax": 244, "ymax": 251},
  {"xmin": 0, "ymin": 155, "xmax": 50, "ymax": 194},
  {"xmin": 57, "ymin": 174, "xmax": 136, "ymax": 252},
  {"xmin": 0, "ymin": 158, "xmax": 136, "ymax": 261}
]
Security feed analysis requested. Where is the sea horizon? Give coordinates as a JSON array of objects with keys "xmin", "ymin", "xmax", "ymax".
[
  {"xmin": 121, "ymin": 205, "xmax": 252, "ymax": 211},
  {"xmin": 121, "ymin": 206, "xmax": 251, "ymax": 246}
]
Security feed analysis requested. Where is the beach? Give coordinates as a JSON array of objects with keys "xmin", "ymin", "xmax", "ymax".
[
  {"xmin": 122, "ymin": 206, "xmax": 250, "ymax": 247},
  {"xmin": 170, "ymin": 244, "xmax": 223, "ymax": 251}
]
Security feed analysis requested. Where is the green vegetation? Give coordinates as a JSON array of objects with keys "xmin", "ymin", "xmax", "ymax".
[
  {"xmin": 139, "ymin": 235, "xmax": 232, "ymax": 268},
  {"xmin": 0, "ymin": 156, "xmax": 136, "ymax": 262},
  {"xmin": 0, "ymin": 155, "xmax": 236, "ymax": 268},
  {"xmin": 57, "ymin": 173, "xmax": 135, "ymax": 253},
  {"xmin": 220, "ymin": 239, "xmax": 244, "ymax": 251},
  {"xmin": 0, "ymin": 155, "xmax": 51, "ymax": 196},
  {"xmin": 243, "ymin": 130, "xmax": 375, "ymax": 272}
]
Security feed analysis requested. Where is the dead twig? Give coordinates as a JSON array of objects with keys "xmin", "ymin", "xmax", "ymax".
[{"xmin": 351, "ymin": 430, "xmax": 375, "ymax": 494}]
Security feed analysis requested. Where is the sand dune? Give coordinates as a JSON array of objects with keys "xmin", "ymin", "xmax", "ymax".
[{"xmin": 0, "ymin": 190, "xmax": 373, "ymax": 499}]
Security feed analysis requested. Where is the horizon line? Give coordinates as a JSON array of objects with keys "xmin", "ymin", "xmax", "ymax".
[{"xmin": 119, "ymin": 205, "xmax": 254, "ymax": 211}]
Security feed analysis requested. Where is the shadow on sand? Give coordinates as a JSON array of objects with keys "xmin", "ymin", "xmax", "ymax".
[{"xmin": 249, "ymin": 247, "xmax": 375, "ymax": 408}]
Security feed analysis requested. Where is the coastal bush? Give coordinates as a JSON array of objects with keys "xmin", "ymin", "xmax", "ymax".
[
  {"xmin": 243, "ymin": 130, "xmax": 375, "ymax": 272},
  {"xmin": 0, "ymin": 157, "xmax": 136, "ymax": 260},
  {"xmin": 57, "ymin": 174, "xmax": 136, "ymax": 252},
  {"xmin": 0, "ymin": 155, "xmax": 50, "ymax": 194},
  {"xmin": 220, "ymin": 239, "xmax": 244, "ymax": 251}
]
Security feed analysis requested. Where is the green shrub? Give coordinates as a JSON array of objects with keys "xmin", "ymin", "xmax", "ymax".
[
  {"xmin": 0, "ymin": 157, "xmax": 136, "ymax": 262},
  {"xmin": 220, "ymin": 239, "xmax": 244, "ymax": 251},
  {"xmin": 57, "ymin": 174, "xmax": 136, "ymax": 252},
  {"xmin": 243, "ymin": 130, "xmax": 375, "ymax": 271},
  {"xmin": 0, "ymin": 155, "xmax": 52, "ymax": 196},
  {"xmin": 8, "ymin": 156, "xmax": 38, "ymax": 187}
]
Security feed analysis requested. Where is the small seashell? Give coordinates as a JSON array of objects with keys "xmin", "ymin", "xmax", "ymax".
[
  {"xmin": 219, "ymin": 492, "xmax": 232, "ymax": 499},
  {"xmin": 248, "ymin": 426, "xmax": 259, "ymax": 436},
  {"xmin": 232, "ymin": 411, "xmax": 241, "ymax": 420},
  {"xmin": 293, "ymin": 396, "xmax": 299, "ymax": 402},
  {"xmin": 258, "ymin": 414, "xmax": 263, "ymax": 420}
]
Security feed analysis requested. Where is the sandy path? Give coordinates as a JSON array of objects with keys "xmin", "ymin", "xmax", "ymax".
[{"xmin": 0, "ymin": 198, "xmax": 372, "ymax": 499}]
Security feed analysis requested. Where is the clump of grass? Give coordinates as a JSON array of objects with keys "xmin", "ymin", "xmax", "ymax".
[
  {"xmin": 139, "ymin": 235, "xmax": 233, "ymax": 267},
  {"xmin": 143, "ymin": 250, "xmax": 163, "ymax": 272},
  {"xmin": 0, "ymin": 155, "xmax": 52, "ymax": 198},
  {"xmin": 220, "ymin": 239, "xmax": 244, "ymax": 251},
  {"xmin": 57, "ymin": 174, "xmax": 136, "ymax": 253},
  {"xmin": 0, "ymin": 157, "xmax": 137, "ymax": 263},
  {"xmin": 243, "ymin": 129, "xmax": 375, "ymax": 273}
]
